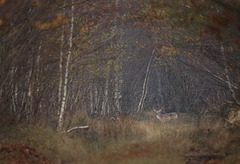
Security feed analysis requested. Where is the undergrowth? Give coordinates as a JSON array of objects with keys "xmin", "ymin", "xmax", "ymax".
[{"xmin": 0, "ymin": 113, "xmax": 240, "ymax": 164}]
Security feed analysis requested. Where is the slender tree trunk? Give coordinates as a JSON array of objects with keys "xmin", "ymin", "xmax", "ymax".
[
  {"xmin": 26, "ymin": 69, "xmax": 33, "ymax": 122},
  {"xmin": 10, "ymin": 66, "xmax": 17, "ymax": 114},
  {"xmin": 114, "ymin": 71, "xmax": 122, "ymax": 115},
  {"xmin": 33, "ymin": 41, "xmax": 42, "ymax": 118},
  {"xmin": 89, "ymin": 85, "xmax": 99, "ymax": 115},
  {"xmin": 137, "ymin": 49, "xmax": 155, "ymax": 113},
  {"xmin": 94, "ymin": 85, "xmax": 99, "ymax": 111},
  {"xmin": 90, "ymin": 88, "xmax": 94, "ymax": 114},
  {"xmin": 113, "ymin": 0, "xmax": 123, "ymax": 116},
  {"xmin": 58, "ymin": 0, "xmax": 66, "ymax": 115},
  {"xmin": 57, "ymin": 0, "xmax": 74, "ymax": 132},
  {"xmin": 21, "ymin": 65, "xmax": 33, "ymax": 122},
  {"xmin": 102, "ymin": 65, "xmax": 110, "ymax": 116},
  {"xmin": 114, "ymin": 53, "xmax": 123, "ymax": 115},
  {"xmin": 36, "ymin": 41, "xmax": 41, "ymax": 93}
]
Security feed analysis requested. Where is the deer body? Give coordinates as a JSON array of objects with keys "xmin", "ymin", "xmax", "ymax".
[{"xmin": 154, "ymin": 109, "xmax": 178, "ymax": 122}]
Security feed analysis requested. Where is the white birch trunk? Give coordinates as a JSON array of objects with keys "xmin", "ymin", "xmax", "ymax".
[
  {"xmin": 10, "ymin": 66, "xmax": 17, "ymax": 113},
  {"xmin": 89, "ymin": 85, "xmax": 99, "ymax": 114},
  {"xmin": 58, "ymin": 0, "xmax": 66, "ymax": 115},
  {"xmin": 137, "ymin": 49, "xmax": 155, "ymax": 113},
  {"xmin": 114, "ymin": 73, "xmax": 122, "ymax": 115},
  {"xmin": 36, "ymin": 41, "xmax": 41, "ymax": 93},
  {"xmin": 57, "ymin": 0, "xmax": 74, "ymax": 132},
  {"xmin": 25, "ymin": 66, "xmax": 33, "ymax": 122},
  {"xmin": 94, "ymin": 85, "xmax": 99, "ymax": 110},
  {"xmin": 12, "ymin": 84, "xmax": 18, "ymax": 113},
  {"xmin": 90, "ymin": 88, "xmax": 94, "ymax": 114},
  {"xmin": 114, "ymin": 57, "xmax": 123, "ymax": 115},
  {"xmin": 102, "ymin": 65, "xmax": 110, "ymax": 116},
  {"xmin": 32, "ymin": 42, "xmax": 42, "ymax": 117},
  {"xmin": 113, "ymin": 0, "xmax": 123, "ymax": 115},
  {"xmin": 27, "ymin": 77, "xmax": 33, "ymax": 122}
]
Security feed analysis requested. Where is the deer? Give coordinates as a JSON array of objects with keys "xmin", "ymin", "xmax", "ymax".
[{"xmin": 153, "ymin": 105, "xmax": 178, "ymax": 122}]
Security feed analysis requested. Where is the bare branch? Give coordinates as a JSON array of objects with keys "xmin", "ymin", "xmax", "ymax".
[{"xmin": 63, "ymin": 126, "xmax": 90, "ymax": 133}]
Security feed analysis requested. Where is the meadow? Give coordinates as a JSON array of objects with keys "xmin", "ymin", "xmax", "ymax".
[{"xmin": 0, "ymin": 112, "xmax": 240, "ymax": 164}]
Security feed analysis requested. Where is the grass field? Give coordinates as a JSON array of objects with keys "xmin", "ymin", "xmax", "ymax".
[{"xmin": 0, "ymin": 113, "xmax": 240, "ymax": 164}]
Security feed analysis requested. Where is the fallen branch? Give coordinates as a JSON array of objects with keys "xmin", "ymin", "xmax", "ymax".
[{"xmin": 62, "ymin": 126, "xmax": 89, "ymax": 133}]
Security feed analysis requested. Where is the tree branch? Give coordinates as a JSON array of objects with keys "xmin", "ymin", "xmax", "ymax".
[{"xmin": 63, "ymin": 126, "xmax": 90, "ymax": 133}]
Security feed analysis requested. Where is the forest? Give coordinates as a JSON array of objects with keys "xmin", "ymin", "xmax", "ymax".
[{"xmin": 0, "ymin": 0, "xmax": 240, "ymax": 163}]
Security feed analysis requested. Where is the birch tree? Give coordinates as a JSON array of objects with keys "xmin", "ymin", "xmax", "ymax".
[
  {"xmin": 101, "ymin": 64, "xmax": 110, "ymax": 116},
  {"xmin": 113, "ymin": 0, "xmax": 124, "ymax": 116},
  {"xmin": 58, "ymin": 0, "xmax": 66, "ymax": 115},
  {"xmin": 57, "ymin": 0, "xmax": 75, "ymax": 131},
  {"xmin": 137, "ymin": 49, "xmax": 155, "ymax": 113}
]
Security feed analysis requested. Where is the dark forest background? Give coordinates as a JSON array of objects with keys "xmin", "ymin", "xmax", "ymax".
[{"xmin": 0, "ymin": 0, "xmax": 240, "ymax": 129}]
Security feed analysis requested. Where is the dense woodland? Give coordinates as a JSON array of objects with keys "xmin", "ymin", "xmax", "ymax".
[
  {"xmin": 1, "ymin": 0, "xmax": 239, "ymax": 128},
  {"xmin": 0, "ymin": 0, "xmax": 240, "ymax": 163}
]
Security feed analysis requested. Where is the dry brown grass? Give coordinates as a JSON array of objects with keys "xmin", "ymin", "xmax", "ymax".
[{"xmin": 1, "ymin": 113, "xmax": 240, "ymax": 164}]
